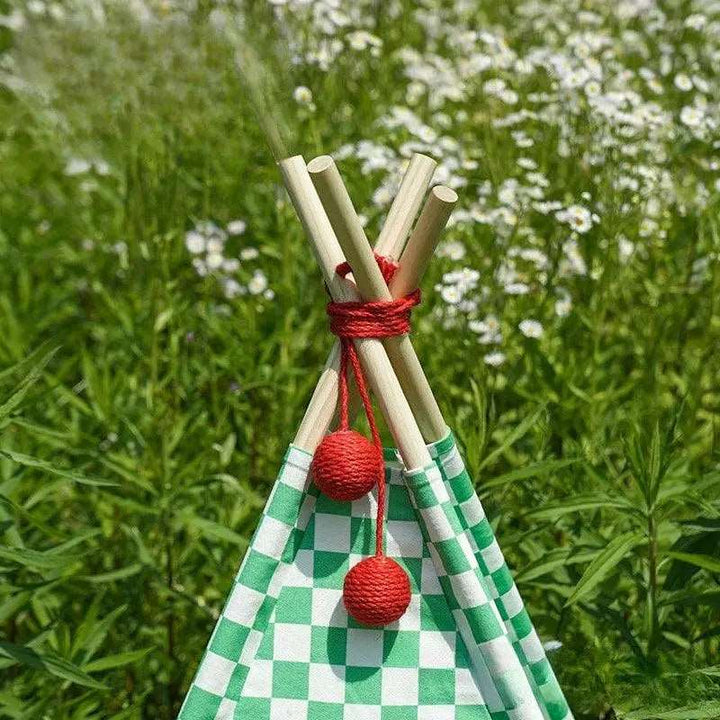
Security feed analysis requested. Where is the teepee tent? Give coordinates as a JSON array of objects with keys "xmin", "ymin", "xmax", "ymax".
[{"xmin": 178, "ymin": 154, "xmax": 572, "ymax": 720}]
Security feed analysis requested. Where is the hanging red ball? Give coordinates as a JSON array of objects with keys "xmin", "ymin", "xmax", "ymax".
[
  {"xmin": 343, "ymin": 555, "xmax": 411, "ymax": 626},
  {"xmin": 311, "ymin": 430, "xmax": 382, "ymax": 502}
]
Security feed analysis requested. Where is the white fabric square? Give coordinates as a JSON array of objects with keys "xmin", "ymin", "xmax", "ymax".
[
  {"xmin": 420, "ymin": 558, "xmax": 442, "ymax": 594},
  {"xmin": 455, "ymin": 667, "xmax": 483, "ymax": 705},
  {"xmin": 385, "ymin": 520, "xmax": 424, "ymax": 558},
  {"xmin": 214, "ymin": 698, "xmax": 236, "ymax": 720},
  {"xmin": 311, "ymin": 588, "xmax": 347, "ymax": 627},
  {"xmin": 242, "ymin": 659, "xmax": 273, "ymax": 698},
  {"xmin": 270, "ymin": 698, "xmax": 308, "ymax": 719},
  {"xmin": 520, "ymin": 628, "xmax": 545, "ymax": 663},
  {"xmin": 280, "ymin": 459, "xmax": 310, "ymax": 490},
  {"xmin": 253, "ymin": 515, "xmax": 292, "ymax": 560},
  {"xmin": 193, "ymin": 651, "xmax": 235, "ymax": 696},
  {"xmin": 224, "ymin": 584, "xmax": 264, "ymax": 627},
  {"xmin": 394, "ymin": 594, "xmax": 421, "ymax": 631},
  {"xmin": 346, "ymin": 627, "xmax": 384, "ymax": 667},
  {"xmin": 479, "ymin": 635, "xmax": 518, "ymax": 676},
  {"xmin": 344, "ymin": 705, "xmax": 380, "ymax": 720},
  {"xmin": 499, "ymin": 585, "xmax": 523, "ymax": 619},
  {"xmin": 381, "ymin": 666, "xmax": 419, "ymax": 705},
  {"xmin": 239, "ymin": 629, "xmax": 263, "ymax": 666},
  {"xmin": 419, "ymin": 506, "xmax": 455, "ymax": 542},
  {"xmin": 308, "ymin": 663, "xmax": 345, "ymax": 703},
  {"xmin": 274, "ymin": 623, "xmax": 311, "ymax": 662},
  {"xmin": 442, "ymin": 446, "xmax": 465, "ymax": 479},
  {"xmin": 480, "ymin": 540, "xmax": 505, "ymax": 573},
  {"xmin": 350, "ymin": 492, "xmax": 377, "ymax": 517},
  {"xmin": 419, "ymin": 706, "xmax": 455, "ymax": 720},
  {"xmin": 419, "ymin": 631, "xmax": 456, "ymax": 668},
  {"xmin": 449, "ymin": 569, "xmax": 486, "ymax": 610},
  {"xmin": 284, "ymin": 549, "xmax": 314, "ymax": 588},
  {"xmin": 456, "ymin": 533, "xmax": 477, "ymax": 568},
  {"xmin": 296, "ymin": 496, "xmax": 316, "ymax": 531},
  {"xmin": 459, "ymin": 496, "xmax": 485, "ymax": 527},
  {"xmin": 314, "ymin": 513, "xmax": 351, "ymax": 552},
  {"xmin": 507, "ymin": 696, "xmax": 546, "ymax": 720}
]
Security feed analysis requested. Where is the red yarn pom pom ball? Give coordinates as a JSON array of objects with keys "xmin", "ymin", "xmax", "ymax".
[
  {"xmin": 311, "ymin": 430, "xmax": 382, "ymax": 502},
  {"xmin": 343, "ymin": 556, "xmax": 411, "ymax": 626}
]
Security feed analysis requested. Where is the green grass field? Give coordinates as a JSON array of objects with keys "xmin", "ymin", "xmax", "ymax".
[{"xmin": 1, "ymin": 1, "xmax": 720, "ymax": 718}]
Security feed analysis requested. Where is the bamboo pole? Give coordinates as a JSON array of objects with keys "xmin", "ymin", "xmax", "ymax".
[
  {"xmin": 307, "ymin": 155, "xmax": 455, "ymax": 443},
  {"xmin": 279, "ymin": 155, "xmax": 430, "ymax": 470},
  {"xmin": 291, "ymin": 154, "xmax": 435, "ymax": 451}
]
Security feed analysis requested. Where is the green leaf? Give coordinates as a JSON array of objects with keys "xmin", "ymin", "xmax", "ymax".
[
  {"xmin": 566, "ymin": 531, "xmax": 645, "ymax": 606},
  {"xmin": 0, "ymin": 449, "xmax": 118, "ymax": 487},
  {"xmin": 83, "ymin": 563, "xmax": 144, "ymax": 584},
  {"xmin": 0, "ymin": 642, "xmax": 107, "ymax": 690},
  {"xmin": 528, "ymin": 494, "xmax": 632, "ymax": 521},
  {"xmin": 479, "ymin": 404, "xmax": 546, "ymax": 471},
  {"xmin": 0, "ymin": 347, "xmax": 57, "ymax": 425},
  {"xmin": 622, "ymin": 701, "xmax": 720, "ymax": 719},
  {"xmin": 667, "ymin": 551, "xmax": 720, "ymax": 574},
  {"xmin": 480, "ymin": 458, "xmax": 579, "ymax": 490},
  {"xmin": 181, "ymin": 513, "xmax": 249, "ymax": 548},
  {"xmin": 82, "ymin": 648, "xmax": 152, "ymax": 672}
]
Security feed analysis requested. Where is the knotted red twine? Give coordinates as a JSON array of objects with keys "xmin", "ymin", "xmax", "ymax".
[{"xmin": 310, "ymin": 254, "xmax": 420, "ymax": 626}]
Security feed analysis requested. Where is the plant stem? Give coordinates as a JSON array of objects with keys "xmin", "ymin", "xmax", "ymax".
[{"xmin": 646, "ymin": 512, "xmax": 659, "ymax": 664}]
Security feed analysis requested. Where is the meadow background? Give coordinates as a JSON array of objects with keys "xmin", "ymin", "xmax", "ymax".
[{"xmin": 1, "ymin": 0, "xmax": 720, "ymax": 718}]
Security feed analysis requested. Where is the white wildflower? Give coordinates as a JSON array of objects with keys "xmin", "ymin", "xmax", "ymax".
[
  {"xmin": 543, "ymin": 640, "xmax": 563, "ymax": 652},
  {"xmin": 519, "ymin": 319, "xmax": 544, "ymax": 338},
  {"xmin": 206, "ymin": 237, "xmax": 224, "ymax": 254},
  {"xmin": 226, "ymin": 220, "xmax": 247, "ymax": 235},
  {"xmin": 206, "ymin": 252, "xmax": 224, "ymax": 270},
  {"xmin": 185, "ymin": 231, "xmax": 206, "ymax": 254},
  {"xmin": 680, "ymin": 105, "xmax": 704, "ymax": 128},
  {"xmin": 556, "ymin": 205, "xmax": 593, "ymax": 234},
  {"xmin": 673, "ymin": 73, "xmax": 693, "ymax": 92},
  {"xmin": 293, "ymin": 86, "xmax": 313, "ymax": 105},
  {"xmin": 65, "ymin": 158, "xmax": 92, "ymax": 176},
  {"xmin": 240, "ymin": 247, "xmax": 259, "ymax": 261},
  {"xmin": 438, "ymin": 240, "xmax": 466, "ymax": 260},
  {"xmin": 484, "ymin": 351, "xmax": 506, "ymax": 367},
  {"xmin": 248, "ymin": 270, "xmax": 268, "ymax": 295}
]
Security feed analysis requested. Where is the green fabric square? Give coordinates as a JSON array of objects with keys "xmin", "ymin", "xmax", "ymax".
[
  {"xmin": 465, "ymin": 603, "xmax": 502, "ymax": 643},
  {"xmin": 300, "ymin": 516, "xmax": 315, "ymax": 549},
  {"xmin": 224, "ymin": 663, "xmax": 248, "ymax": 701},
  {"xmin": 418, "ymin": 668, "xmax": 455, "ymax": 704},
  {"xmin": 235, "ymin": 697, "xmax": 271, "ymax": 720},
  {"xmin": 274, "ymin": 587, "xmax": 312, "ymax": 624},
  {"xmin": 209, "ymin": 617, "xmax": 249, "ymax": 661},
  {"xmin": 530, "ymin": 657, "xmax": 552, "ymax": 686},
  {"xmin": 455, "ymin": 634, "xmax": 470, "ymax": 669},
  {"xmin": 252, "ymin": 596, "xmax": 276, "ymax": 630},
  {"xmin": 382, "ymin": 630, "xmax": 419, "ymax": 667},
  {"xmin": 345, "ymin": 666, "xmax": 381, "ymax": 704},
  {"xmin": 272, "ymin": 661, "xmax": 309, "ymax": 699},
  {"xmin": 280, "ymin": 527, "xmax": 304, "ymax": 563},
  {"xmin": 398, "ymin": 557, "xmax": 422, "ymax": 593},
  {"xmin": 315, "ymin": 492, "xmax": 353, "ymax": 516},
  {"xmin": 308, "ymin": 701, "xmax": 344, "ymax": 720},
  {"xmin": 471, "ymin": 519, "xmax": 495, "ymax": 550},
  {"xmin": 438, "ymin": 576, "xmax": 459, "ymax": 610},
  {"xmin": 447, "ymin": 469, "xmax": 475, "ymax": 503},
  {"xmin": 459, "ymin": 705, "xmax": 492, "ymax": 720},
  {"xmin": 267, "ymin": 482, "xmax": 304, "ymax": 525},
  {"xmin": 509, "ymin": 607, "xmax": 532, "ymax": 639},
  {"xmin": 313, "ymin": 551, "xmax": 350, "ymax": 589},
  {"xmin": 350, "ymin": 516, "xmax": 374, "ymax": 554},
  {"xmin": 381, "ymin": 707, "xmax": 418, "ymax": 720},
  {"xmin": 435, "ymin": 537, "xmax": 473, "ymax": 575},
  {"xmin": 256, "ymin": 623, "xmax": 274, "ymax": 660},
  {"xmin": 420, "ymin": 595, "xmax": 455, "ymax": 631},
  {"xmin": 387, "ymin": 484, "xmax": 415, "ymax": 521},
  {"xmin": 237, "ymin": 549, "xmax": 276, "ymax": 594},
  {"xmin": 491, "ymin": 565, "xmax": 514, "ymax": 595},
  {"xmin": 311, "ymin": 626, "xmax": 347, "ymax": 665},
  {"xmin": 411, "ymin": 474, "xmax": 438, "ymax": 509},
  {"xmin": 178, "ymin": 686, "xmax": 222, "ymax": 719}
]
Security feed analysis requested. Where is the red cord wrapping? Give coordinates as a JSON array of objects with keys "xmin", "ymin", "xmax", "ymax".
[{"xmin": 328, "ymin": 254, "xmax": 420, "ymax": 557}]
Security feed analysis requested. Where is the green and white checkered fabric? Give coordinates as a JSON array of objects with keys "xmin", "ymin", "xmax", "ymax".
[
  {"xmin": 178, "ymin": 439, "xmax": 570, "ymax": 720},
  {"xmin": 427, "ymin": 432, "xmax": 571, "ymax": 720}
]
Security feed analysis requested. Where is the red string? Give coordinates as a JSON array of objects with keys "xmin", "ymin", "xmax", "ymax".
[{"xmin": 328, "ymin": 254, "xmax": 420, "ymax": 557}]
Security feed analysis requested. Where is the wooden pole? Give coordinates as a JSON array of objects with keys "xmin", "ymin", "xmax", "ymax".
[
  {"xmin": 308, "ymin": 155, "xmax": 455, "ymax": 443},
  {"xmin": 291, "ymin": 154, "xmax": 435, "ymax": 452},
  {"xmin": 279, "ymin": 155, "xmax": 430, "ymax": 470}
]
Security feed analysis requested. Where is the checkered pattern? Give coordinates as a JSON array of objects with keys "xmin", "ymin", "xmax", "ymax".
[
  {"xmin": 179, "ymin": 441, "xmax": 571, "ymax": 720},
  {"xmin": 426, "ymin": 433, "xmax": 572, "ymax": 720}
]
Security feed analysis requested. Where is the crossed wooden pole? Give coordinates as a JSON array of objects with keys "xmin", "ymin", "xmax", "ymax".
[{"xmin": 279, "ymin": 153, "xmax": 456, "ymax": 472}]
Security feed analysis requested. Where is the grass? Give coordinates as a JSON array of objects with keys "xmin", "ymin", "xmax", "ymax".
[{"xmin": 1, "ymin": 1, "xmax": 720, "ymax": 718}]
